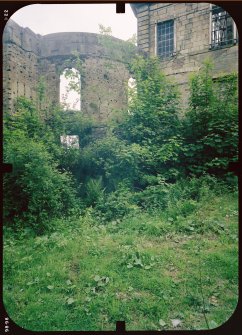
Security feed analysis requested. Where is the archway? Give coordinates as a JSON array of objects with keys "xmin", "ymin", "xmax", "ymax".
[{"xmin": 60, "ymin": 68, "xmax": 81, "ymax": 111}]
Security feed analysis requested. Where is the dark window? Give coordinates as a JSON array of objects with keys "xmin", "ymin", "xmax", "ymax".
[
  {"xmin": 211, "ymin": 5, "xmax": 236, "ymax": 49},
  {"xmin": 157, "ymin": 20, "xmax": 174, "ymax": 58}
]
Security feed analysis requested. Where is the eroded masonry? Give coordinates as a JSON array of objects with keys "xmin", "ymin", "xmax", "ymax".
[
  {"xmin": 3, "ymin": 19, "xmax": 135, "ymax": 123},
  {"xmin": 131, "ymin": 2, "xmax": 238, "ymax": 105},
  {"xmin": 3, "ymin": 3, "xmax": 239, "ymax": 121}
]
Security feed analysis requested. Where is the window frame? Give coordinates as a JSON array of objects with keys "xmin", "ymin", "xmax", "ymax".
[
  {"xmin": 155, "ymin": 19, "xmax": 176, "ymax": 59},
  {"xmin": 209, "ymin": 4, "xmax": 238, "ymax": 50}
]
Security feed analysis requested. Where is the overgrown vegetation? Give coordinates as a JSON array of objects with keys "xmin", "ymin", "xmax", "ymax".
[
  {"xmin": 3, "ymin": 187, "xmax": 238, "ymax": 330},
  {"xmin": 182, "ymin": 63, "xmax": 238, "ymax": 177},
  {"xmin": 3, "ymin": 52, "xmax": 238, "ymax": 331}
]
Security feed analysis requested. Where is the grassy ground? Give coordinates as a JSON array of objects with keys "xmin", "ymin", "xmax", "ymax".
[{"xmin": 3, "ymin": 191, "xmax": 238, "ymax": 331}]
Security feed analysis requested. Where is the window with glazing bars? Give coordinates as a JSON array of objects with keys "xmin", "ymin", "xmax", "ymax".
[
  {"xmin": 211, "ymin": 5, "xmax": 236, "ymax": 48},
  {"xmin": 157, "ymin": 20, "xmax": 174, "ymax": 58}
]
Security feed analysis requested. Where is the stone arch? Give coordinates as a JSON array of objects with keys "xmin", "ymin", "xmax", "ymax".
[{"xmin": 3, "ymin": 20, "xmax": 137, "ymax": 124}]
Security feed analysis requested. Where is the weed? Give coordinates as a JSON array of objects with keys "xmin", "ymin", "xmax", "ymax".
[{"xmin": 3, "ymin": 188, "xmax": 238, "ymax": 331}]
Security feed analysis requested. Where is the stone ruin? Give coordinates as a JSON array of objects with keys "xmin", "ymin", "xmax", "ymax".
[{"xmin": 3, "ymin": 19, "xmax": 136, "ymax": 125}]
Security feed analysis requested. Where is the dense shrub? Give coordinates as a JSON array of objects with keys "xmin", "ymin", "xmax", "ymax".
[
  {"xmin": 4, "ymin": 134, "xmax": 79, "ymax": 233},
  {"xmin": 95, "ymin": 183, "xmax": 139, "ymax": 221},
  {"xmin": 91, "ymin": 175, "xmax": 231, "ymax": 222},
  {"xmin": 133, "ymin": 182, "xmax": 170, "ymax": 212},
  {"xmin": 80, "ymin": 135, "xmax": 142, "ymax": 191},
  {"xmin": 167, "ymin": 175, "xmax": 219, "ymax": 202},
  {"xmin": 3, "ymin": 99, "xmax": 80, "ymax": 233},
  {"xmin": 116, "ymin": 56, "xmax": 183, "ymax": 183},
  {"xmin": 3, "ymin": 57, "xmax": 238, "ymax": 234},
  {"xmin": 182, "ymin": 62, "xmax": 238, "ymax": 177},
  {"xmin": 84, "ymin": 177, "xmax": 105, "ymax": 207}
]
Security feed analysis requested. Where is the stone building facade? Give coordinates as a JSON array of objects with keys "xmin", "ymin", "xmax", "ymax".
[
  {"xmin": 3, "ymin": 4, "xmax": 239, "ymax": 122},
  {"xmin": 3, "ymin": 19, "xmax": 135, "ymax": 124},
  {"xmin": 131, "ymin": 2, "xmax": 238, "ymax": 105}
]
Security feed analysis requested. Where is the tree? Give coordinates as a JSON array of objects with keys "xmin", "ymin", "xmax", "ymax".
[
  {"xmin": 116, "ymin": 56, "xmax": 182, "ymax": 184},
  {"xmin": 3, "ymin": 98, "xmax": 80, "ymax": 233}
]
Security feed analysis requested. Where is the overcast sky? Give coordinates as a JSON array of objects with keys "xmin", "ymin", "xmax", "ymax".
[{"xmin": 10, "ymin": 3, "xmax": 137, "ymax": 41}]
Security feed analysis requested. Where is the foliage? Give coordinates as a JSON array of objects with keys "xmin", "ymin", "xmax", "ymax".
[
  {"xmin": 3, "ymin": 28, "xmax": 238, "ymax": 332},
  {"xmin": 4, "ymin": 97, "xmax": 44, "ymax": 139},
  {"xmin": 63, "ymin": 68, "xmax": 81, "ymax": 95},
  {"xmin": 116, "ymin": 56, "xmax": 183, "ymax": 184},
  {"xmin": 95, "ymin": 182, "xmax": 139, "ymax": 221},
  {"xmin": 167, "ymin": 174, "xmax": 225, "ymax": 203},
  {"xmin": 80, "ymin": 135, "xmax": 141, "ymax": 191},
  {"xmin": 3, "ymin": 187, "xmax": 238, "ymax": 330},
  {"xmin": 98, "ymin": 24, "xmax": 112, "ymax": 36},
  {"xmin": 119, "ymin": 56, "xmax": 180, "ymax": 144},
  {"xmin": 84, "ymin": 177, "xmax": 105, "ymax": 207},
  {"xmin": 3, "ymin": 55, "xmax": 238, "ymax": 235},
  {"xmin": 182, "ymin": 62, "xmax": 238, "ymax": 177},
  {"xmin": 3, "ymin": 98, "xmax": 80, "ymax": 233},
  {"xmin": 126, "ymin": 33, "xmax": 137, "ymax": 45},
  {"xmin": 133, "ymin": 182, "xmax": 170, "ymax": 212},
  {"xmin": 97, "ymin": 24, "xmax": 137, "ymax": 64},
  {"xmin": 4, "ymin": 134, "xmax": 79, "ymax": 233}
]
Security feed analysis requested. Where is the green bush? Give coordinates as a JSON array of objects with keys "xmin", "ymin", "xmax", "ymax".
[
  {"xmin": 131, "ymin": 175, "xmax": 226, "ymax": 215},
  {"xmin": 84, "ymin": 177, "xmax": 105, "ymax": 207},
  {"xmin": 3, "ymin": 56, "xmax": 238, "ymax": 235},
  {"xmin": 182, "ymin": 62, "xmax": 238, "ymax": 177},
  {"xmin": 167, "ymin": 175, "xmax": 217, "ymax": 202},
  {"xmin": 133, "ymin": 183, "xmax": 170, "ymax": 212},
  {"xmin": 3, "ymin": 132, "xmax": 79, "ymax": 233},
  {"xmin": 95, "ymin": 183, "xmax": 139, "ymax": 221},
  {"xmin": 80, "ymin": 135, "xmax": 141, "ymax": 191},
  {"xmin": 116, "ymin": 56, "xmax": 183, "ymax": 183}
]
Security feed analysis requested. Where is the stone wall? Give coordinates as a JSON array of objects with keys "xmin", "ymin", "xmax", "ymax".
[
  {"xmin": 133, "ymin": 2, "xmax": 238, "ymax": 107},
  {"xmin": 3, "ymin": 20, "xmax": 135, "ymax": 124},
  {"xmin": 4, "ymin": 4, "xmax": 238, "ymax": 120},
  {"xmin": 3, "ymin": 20, "xmax": 40, "ymax": 114}
]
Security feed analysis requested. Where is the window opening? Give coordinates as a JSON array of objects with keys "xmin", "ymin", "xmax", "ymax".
[
  {"xmin": 157, "ymin": 20, "xmax": 174, "ymax": 58},
  {"xmin": 60, "ymin": 68, "xmax": 81, "ymax": 111},
  {"xmin": 60, "ymin": 135, "xmax": 79, "ymax": 149},
  {"xmin": 210, "ymin": 5, "xmax": 237, "ymax": 49}
]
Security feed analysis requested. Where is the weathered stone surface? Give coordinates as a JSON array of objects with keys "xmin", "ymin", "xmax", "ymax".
[
  {"xmin": 132, "ymin": 2, "xmax": 238, "ymax": 107},
  {"xmin": 3, "ymin": 20, "xmax": 136, "ymax": 123},
  {"xmin": 4, "ymin": 4, "xmax": 238, "ymax": 120}
]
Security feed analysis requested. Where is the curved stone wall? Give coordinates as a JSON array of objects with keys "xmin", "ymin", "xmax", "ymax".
[
  {"xmin": 40, "ymin": 31, "xmax": 127, "ymax": 59},
  {"xmin": 3, "ymin": 20, "xmax": 136, "ymax": 124}
]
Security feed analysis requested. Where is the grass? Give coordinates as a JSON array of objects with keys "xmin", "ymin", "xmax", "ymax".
[{"xmin": 3, "ymin": 189, "xmax": 238, "ymax": 331}]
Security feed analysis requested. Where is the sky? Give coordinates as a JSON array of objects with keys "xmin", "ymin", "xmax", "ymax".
[{"xmin": 10, "ymin": 3, "xmax": 137, "ymax": 41}]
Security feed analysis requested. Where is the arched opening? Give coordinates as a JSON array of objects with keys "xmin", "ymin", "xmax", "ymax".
[{"xmin": 60, "ymin": 68, "xmax": 81, "ymax": 111}]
